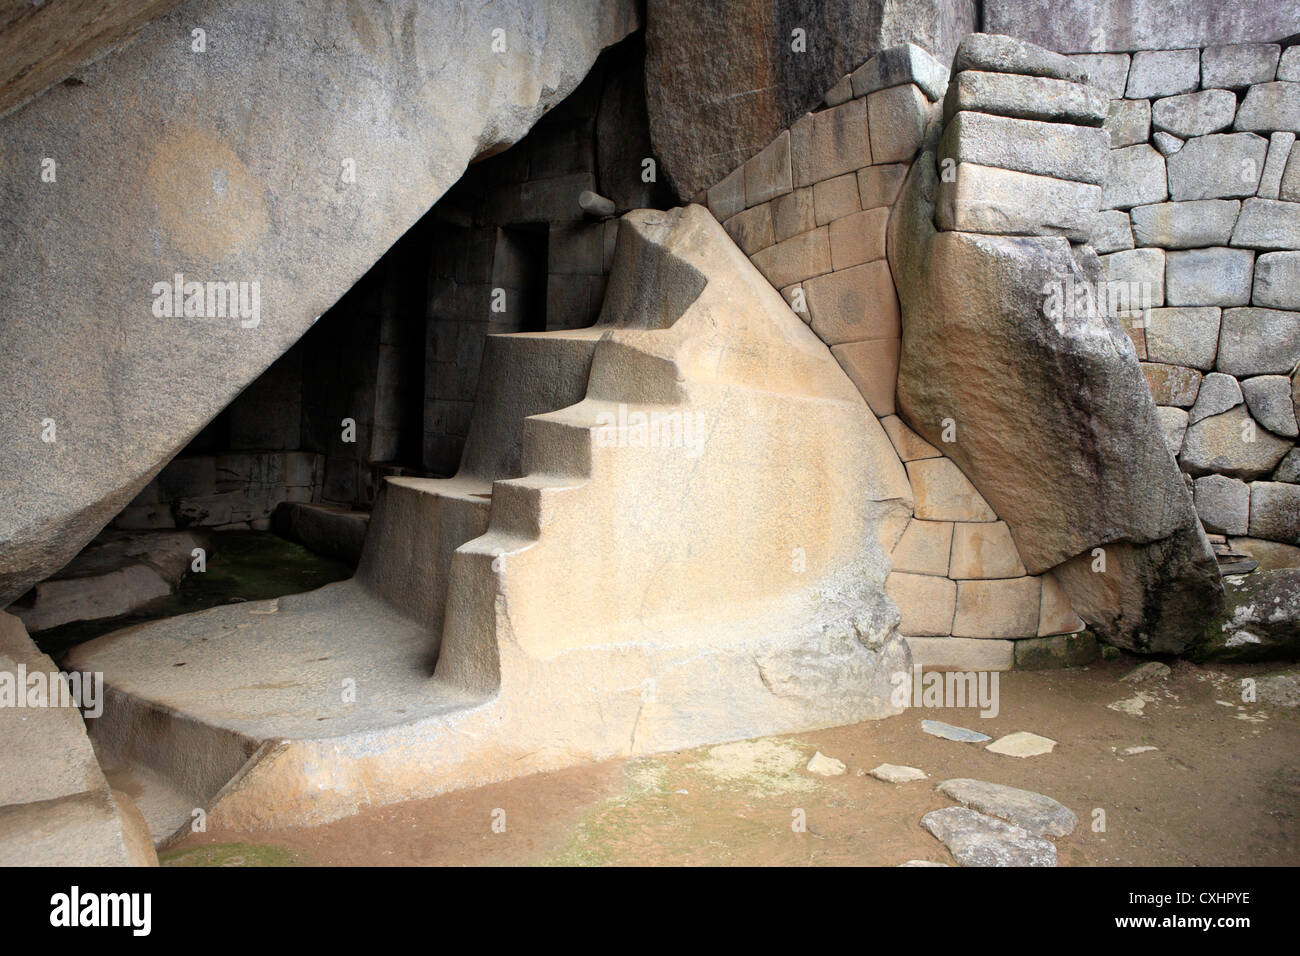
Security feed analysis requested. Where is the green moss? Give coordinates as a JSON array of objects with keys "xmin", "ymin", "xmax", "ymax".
[{"xmin": 160, "ymin": 842, "xmax": 302, "ymax": 867}]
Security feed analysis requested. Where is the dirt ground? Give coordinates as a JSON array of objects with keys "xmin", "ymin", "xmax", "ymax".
[{"xmin": 163, "ymin": 656, "xmax": 1300, "ymax": 866}]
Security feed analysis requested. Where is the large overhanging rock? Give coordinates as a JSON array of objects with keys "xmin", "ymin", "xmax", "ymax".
[
  {"xmin": 889, "ymin": 150, "xmax": 1223, "ymax": 653},
  {"xmin": 643, "ymin": 0, "xmax": 975, "ymax": 200},
  {"xmin": 0, "ymin": 0, "xmax": 639, "ymax": 605}
]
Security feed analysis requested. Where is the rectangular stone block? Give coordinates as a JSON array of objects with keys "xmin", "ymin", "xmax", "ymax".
[
  {"xmin": 887, "ymin": 572, "xmax": 957, "ymax": 636},
  {"xmin": 1230, "ymin": 197, "xmax": 1300, "ymax": 249},
  {"xmin": 1130, "ymin": 199, "xmax": 1241, "ymax": 248},
  {"xmin": 750, "ymin": 227, "xmax": 832, "ymax": 289},
  {"xmin": 867, "ymin": 83, "xmax": 930, "ymax": 164},
  {"xmin": 1091, "ymin": 209, "xmax": 1134, "ymax": 253},
  {"xmin": 905, "ymin": 636, "xmax": 1014, "ymax": 672},
  {"xmin": 1194, "ymin": 474, "xmax": 1251, "ymax": 534},
  {"xmin": 942, "ymin": 70, "xmax": 1108, "ymax": 126},
  {"xmin": 828, "ymin": 207, "xmax": 889, "ymax": 270},
  {"xmin": 1167, "ymin": 133, "xmax": 1269, "ymax": 200},
  {"xmin": 1102, "ymin": 144, "xmax": 1168, "ymax": 209},
  {"xmin": 1143, "ymin": 307, "xmax": 1222, "ymax": 370},
  {"xmin": 857, "ymin": 163, "xmax": 908, "ymax": 208},
  {"xmin": 1038, "ymin": 573, "xmax": 1086, "ymax": 637},
  {"xmin": 1125, "ymin": 49, "xmax": 1200, "ymax": 99},
  {"xmin": 942, "ymin": 110, "xmax": 1110, "ymax": 185},
  {"xmin": 1258, "ymin": 132, "xmax": 1296, "ymax": 199},
  {"xmin": 1201, "ymin": 43, "xmax": 1281, "ymax": 89},
  {"xmin": 1105, "ymin": 98, "xmax": 1151, "ymax": 147},
  {"xmin": 850, "ymin": 43, "xmax": 950, "ymax": 101},
  {"xmin": 952, "ymin": 577, "xmax": 1042, "ymax": 639},
  {"xmin": 1103, "ymin": 247, "xmax": 1165, "ymax": 307},
  {"xmin": 722, "ymin": 203, "xmax": 775, "ymax": 255},
  {"xmin": 744, "ymin": 129, "xmax": 792, "ymax": 207},
  {"xmin": 1234, "ymin": 81, "xmax": 1300, "ymax": 133},
  {"xmin": 1283, "ymin": 46, "xmax": 1300, "ymax": 82},
  {"xmin": 804, "ymin": 259, "xmax": 899, "ymax": 346},
  {"xmin": 791, "ymin": 98, "xmax": 871, "ymax": 188},
  {"xmin": 1141, "ymin": 362, "xmax": 1203, "ymax": 407},
  {"xmin": 1253, "ymin": 250, "xmax": 1300, "ymax": 309},
  {"xmin": 949, "ymin": 521, "xmax": 1027, "ymax": 579},
  {"xmin": 831, "ymin": 337, "xmax": 899, "ymax": 415},
  {"xmin": 1068, "ymin": 53, "xmax": 1130, "ymax": 97},
  {"xmin": 906, "ymin": 457, "xmax": 998, "ymax": 522},
  {"xmin": 706, "ymin": 166, "xmax": 745, "ymax": 221},
  {"xmin": 1165, "ymin": 247, "xmax": 1254, "ymax": 306},
  {"xmin": 1217, "ymin": 308, "xmax": 1300, "ymax": 376},
  {"xmin": 890, "ymin": 518, "xmax": 954, "ymax": 576},
  {"xmin": 812, "ymin": 172, "xmax": 860, "ymax": 225},
  {"xmin": 771, "ymin": 187, "xmax": 815, "ymax": 242},
  {"xmin": 1151, "ymin": 89, "xmax": 1238, "ymax": 138},
  {"xmin": 1248, "ymin": 481, "xmax": 1300, "ymax": 542},
  {"xmin": 548, "ymin": 222, "xmax": 607, "ymax": 275},
  {"xmin": 937, "ymin": 163, "xmax": 1100, "ymax": 241}
]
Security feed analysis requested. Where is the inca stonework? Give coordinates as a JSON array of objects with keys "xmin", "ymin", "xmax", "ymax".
[{"xmin": 0, "ymin": 0, "xmax": 1298, "ymax": 877}]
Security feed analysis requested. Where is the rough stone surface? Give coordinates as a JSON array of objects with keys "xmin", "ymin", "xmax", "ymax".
[
  {"xmin": 1152, "ymin": 89, "xmax": 1238, "ymax": 138},
  {"xmin": 1144, "ymin": 307, "xmax": 1222, "ymax": 370},
  {"xmin": 952, "ymin": 33, "xmax": 1087, "ymax": 84},
  {"xmin": 850, "ymin": 43, "xmax": 951, "ymax": 101},
  {"xmin": 938, "ymin": 163, "xmax": 1101, "ymax": 241},
  {"xmin": 868, "ymin": 83, "xmax": 933, "ymax": 165},
  {"xmin": 0, "ymin": 0, "xmax": 642, "ymax": 604},
  {"xmin": 952, "ymin": 577, "xmax": 1041, "ymax": 638},
  {"xmin": 1103, "ymin": 145, "xmax": 1168, "ymax": 210},
  {"xmin": 1202, "ymin": 43, "xmax": 1281, "ymax": 89},
  {"xmin": 1217, "ymin": 308, "xmax": 1300, "ymax": 376},
  {"xmin": 887, "ymin": 571, "xmax": 957, "ymax": 636},
  {"xmin": 805, "ymin": 259, "xmax": 899, "ymax": 346},
  {"xmin": 1091, "ymin": 210, "xmax": 1135, "ymax": 253},
  {"xmin": 906, "ymin": 457, "xmax": 998, "ymax": 522},
  {"xmin": 1194, "ymin": 474, "xmax": 1251, "ymax": 534},
  {"xmin": 1157, "ymin": 406, "xmax": 1190, "ymax": 454},
  {"xmin": 1131, "ymin": 201, "xmax": 1240, "ymax": 250},
  {"xmin": 905, "ymin": 636, "xmax": 1015, "ymax": 671},
  {"xmin": 1153, "ymin": 131, "xmax": 1185, "ymax": 155},
  {"xmin": 892, "ymin": 154, "xmax": 1221, "ymax": 652},
  {"xmin": 1235, "ymin": 81, "xmax": 1300, "ymax": 133},
  {"xmin": 1190, "ymin": 568, "xmax": 1300, "ymax": 661},
  {"xmin": 1253, "ymin": 251, "xmax": 1300, "ymax": 309},
  {"xmin": 1258, "ymin": 132, "xmax": 1295, "ymax": 199},
  {"xmin": 948, "ymin": 521, "xmax": 1027, "ymax": 579},
  {"xmin": 892, "ymin": 519, "xmax": 954, "ymax": 576},
  {"xmin": 1068, "ymin": 53, "xmax": 1130, "ymax": 97},
  {"xmin": 936, "ymin": 778, "xmax": 1077, "ymax": 836},
  {"xmin": 1103, "ymin": 247, "xmax": 1166, "ymax": 307},
  {"xmin": 1250, "ymin": 482, "xmax": 1300, "ymax": 542},
  {"xmin": 1105, "ymin": 98, "xmax": 1151, "ymax": 148},
  {"xmin": 1167, "ymin": 133, "xmax": 1269, "ymax": 200},
  {"xmin": 1189, "ymin": 372, "xmax": 1244, "ymax": 424},
  {"xmin": 920, "ymin": 806, "xmax": 1057, "ymax": 866},
  {"xmin": 1142, "ymin": 363, "xmax": 1202, "ymax": 407},
  {"xmin": 942, "ymin": 70, "xmax": 1108, "ymax": 126},
  {"xmin": 1231, "ymin": 197, "xmax": 1300, "ymax": 249},
  {"xmin": 1165, "ymin": 248, "xmax": 1255, "ymax": 307},
  {"xmin": 1181, "ymin": 405, "xmax": 1292, "ymax": 478},
  {"xmin": 644, "ymin": 2, "xmax": 976, "ymax": 199},
  {"xmin": 1125, "ymin": 49, "xmax": 1201, "ymax": 99},
  {"xmin": 941, "ymin": 110, "xmax": 1109, "ymax": 185},
  {"xmin": 806, "ymin": 751, "xmax": 847, "ymax": 776},
  {"xmin": 1242, "ymin": 375, "xmax": 1299, "ymax": 437}
]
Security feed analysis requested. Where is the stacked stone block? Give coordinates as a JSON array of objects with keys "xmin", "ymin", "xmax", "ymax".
[
  {"xmin": 1084, "ymin": 40, "xmax": 1300, "ymax": 547},
  {"xmin": 703, "ymin": 43, "xmax": 1090, "ymax": 670}
]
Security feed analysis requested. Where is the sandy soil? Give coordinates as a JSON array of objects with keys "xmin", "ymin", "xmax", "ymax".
[{"xmin": 163, "ymin": 656, "xmax": 1300, "ymax": 866}]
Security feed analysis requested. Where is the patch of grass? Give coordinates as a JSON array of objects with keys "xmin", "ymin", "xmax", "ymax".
[{"xmin": 160, "ymin": 841, "xmax": 303, "ymax": 867}]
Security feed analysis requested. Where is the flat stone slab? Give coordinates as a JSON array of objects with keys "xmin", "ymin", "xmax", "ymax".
[
  {"xmin": 870, "ymin": 763, "xmax": 928, "ymax": 783},
  {"xmin": 921, "ymin": 719, "xmax": 992, "ymax": 743},
  {"xmin": 936, "ymin": 778, "xmax": 1077, "ymax": 836},
  {"xmin": 985, "ymin": 731, "xmax": 1057, "ymax": 757},
  {"xmin": 920, "ymin": 806, "xmax": 1057, "ymax": 867}
]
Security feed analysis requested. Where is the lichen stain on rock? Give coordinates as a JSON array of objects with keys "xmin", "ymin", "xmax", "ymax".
[{"xmin": 146, "ymin": 126, "xmax": 269, "ymax": 261}]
